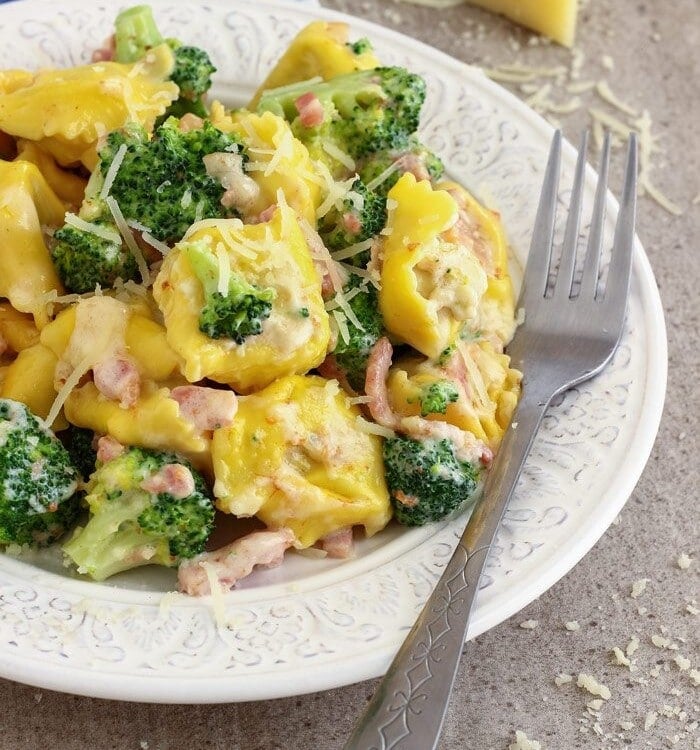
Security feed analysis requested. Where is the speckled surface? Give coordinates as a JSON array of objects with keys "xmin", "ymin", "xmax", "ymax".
[{"xmin": 0, "ymin": 1, "xmax": 698, "ymax": 748}]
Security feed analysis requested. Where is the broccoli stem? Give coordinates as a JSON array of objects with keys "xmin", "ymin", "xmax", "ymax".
[
  {"xmin": 63, "ymin": 491, "xmax": 171, "ymax": 581},
  {"xmin": 114, "ymin": 5, "xmax": 164, "ymax": 63}
]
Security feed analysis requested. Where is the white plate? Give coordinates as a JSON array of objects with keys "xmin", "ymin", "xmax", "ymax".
[{"xmin": 0, "ymin": 0, "xmax": 666, "ymax": 703}]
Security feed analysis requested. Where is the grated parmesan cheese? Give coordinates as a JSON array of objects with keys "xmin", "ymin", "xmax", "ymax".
[
  {"xmin": 321, "ymin": 139, "xmax": 355, "ymax": 171},
  {"xmin": 676, "ymin": 552, "xmax": 692, "ymax": 570},
  {"xmin": 576, "ymin": 673, "xmax": 611, "ymax": 700},
  {"xmin": 99, "ymin": 143, "xmax": 127, "ymax": 199},
  {"xmin": 355, "ymin": 416, "xmax": 395, "ymax": 439},
  {"xmin": 105, "ymin": 196, "xmax": 150, "ymax": 285},
  {"xmin": 554, "ymin": 673, "xmax": 573, "ymax": 686},
  {"xmin": 630, "ymin": 578, "xmax": 650, "ymax": 598},
  {"xmin": 214, "ymin": 243, "xmax": 231, "ymax": 296},
  {"xmin": 63, "ymin": 213, "xmax": 121, "ymax": 245},
  {"xmin": 519, "ymin": 619, "xmax": 539, "ymax": 629},
  {"xmin": 509, "ymin": 730, "xmax": 542, "ymax": 750}
]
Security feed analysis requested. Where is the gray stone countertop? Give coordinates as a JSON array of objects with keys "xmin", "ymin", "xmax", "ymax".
[{"xmin": 0, "ymin": 1, "xmax": 698, "ymax": 748}]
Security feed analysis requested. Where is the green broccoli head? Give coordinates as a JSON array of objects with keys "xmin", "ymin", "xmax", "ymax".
[
  {"xmin": 0, "ymin": 399, "xmax": 80, "ymax": 546},
  {"xmin": 168, "ymin": 43, "xmax": 216, "ymax": 102},
  {"xmin": 357, "ymin": 135, "xmax": 445, "ymax": 198},
  {"xmin": 332, "ymin": 274, "xmax": 384, "ymax": 391},
  {"xmin": 98, "ymin": 119, "xmax": 244, "ymax": 243},
  {"xmin": 60, "ymin": 426, "xmax": 98, "ymax": 482},
  {"xmin": 383, "ymin": 436, "xmax": 480, "ymax": 526},
  {"xmin": 51, "ymin": 220, "xmax": 139, "ymax": 293},
  {"xmin": 347, "ymin": 38, "xmax": 373, "ymax": 56},
  {"xmin": 318, "ymin": 177, "xmax": 386, "ymax": 255},
  {"xmin": 257, "ymin": 67, "xmax": 426, "ymax": 166},
  {"xmin": 113, "ymin": 5, "xmax": 216, "ymax": 118},
  {"xmin": 414, "ymin": 380, "xmax": 460, "ymax": 417},
  {"xmin": 62, "ymin": 446, "xmax": 214, "ymax": 581},
  {"xmin": 183, "ymin": 241, "xmax": 275, "ymax": 343}
]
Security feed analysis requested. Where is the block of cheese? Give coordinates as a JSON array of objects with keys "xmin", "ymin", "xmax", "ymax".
[
  {"xmin": 467, "ymin": 0, "xmax": 578, "ymax": 46},
  {"xmin": 401, "ymin": 0, "xmax": 577, "ymax": 47}
]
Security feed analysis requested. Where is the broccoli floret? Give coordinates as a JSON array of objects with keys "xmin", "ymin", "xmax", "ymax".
[
  {"xmin": 168, "ymin": 43, "xmax": 216, "ymax": 107},
  {"xmin": 0, "ymin": 399, "xmax": 80, "ymax": 546},
  {"xmin": 60, "ymin": 426, "xmax": 98, "ymax": 482},
  {"xmin": 348, "ymin": 38, "xmax": 373, "ymax": 56},
  {"xmin": 99, "ymin": 119, "xmax": 244, "ymax": 243},
  {"xmin": 413, "ymin": 380, "xmax": 460, "ymax": 417},
  {"xmin": 383, "ymin": 436, "xmax": 480, "ymax": 526},
  {"xmin": 332, "ymin": 274, "xmax": 384, "ymax": 391},
  {"xmin": 183, "ymin": 241, "xmax": 275, "ymax": 343},
  {"xmin": 52, "ymin": 221, "xmax": 139, "ymax": 293},
  {"xmin": 257, "ymin": 67, "xmax": 426, "ymax": 165},
  {"xmin": 357, "ymin": 136, "xmax": 445, "ymax": 198},
  {"xmin": 62, "ymin": 446, "xmax": 214, "ymax": 581},
  {"xmin": 318, "ymin": 177, "xmax": 386, "ymax": 255},
  {"xmin": 113, "ymin": 5, "xmax": 216, "ymax": 118}
]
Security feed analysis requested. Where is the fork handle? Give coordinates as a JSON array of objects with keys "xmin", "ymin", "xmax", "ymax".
[{"xmin": 344, "ymin": 390, "xmax": 550, "ymax": 750}]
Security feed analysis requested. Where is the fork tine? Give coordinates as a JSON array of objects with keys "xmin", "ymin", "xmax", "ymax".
[
  {"xmin": 553, "ymin": 131, "xmax": 588, "ymax": 299},
  {"xmin": 602, "ymin": 133, "xmax": 637, "ymax": 325},
  {"xmin": 519, "ymin": 129, "xmax": 561, "ymax": 305},
  {"xmin": 579, "ymin": 131, "xmax": 611, "ymax": 299}
]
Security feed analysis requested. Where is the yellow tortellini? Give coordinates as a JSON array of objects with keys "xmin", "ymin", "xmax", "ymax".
[
  {"xmin": 0, "ymin": 343, "xmax": 64, "ymax": 426},
  {"xmin": 0, "ymin": 45, "xmax": 178, "ymax": 168},
  {"xmin": 248, "ymin": 21, "xmax": 380, "ymax": 109},
  {"xmin": 379, "ymin": 173, "xmax": 488, "ymax": 359},
  {"xmin": 0, "ymin": 160, "xmax": 65, "ymax": 327},
  {"xmin": 64, "ymin": 382, "xmax": 211, "ymax": 470},
  {"xmin": 153, "ymin": 204, "xmax": 330, "ymax": 393},
  {"xmin": 35, "ymin": 296, "xmax": 214, "ymax": 463},
  {"xmin": 439, "ymin": 180, "xmax": 516, "ymax": 346},
  {"xmin": 228, "ymin": 110, "xmax": 322, "ymax": 224},
  {"xmin": 386, "ymin": 342, "xmax": 522, "ymax": 452},
  {"xmin": 15, "ymin": 140, "xmax": 87, "ymax": 207},
  {"xmin": 0, "ymin": 302, "xmax": 40, "ymax": 353},
  {"xmin": 212, "ymin": 375, "xmax": 391, "ymax": 547}
]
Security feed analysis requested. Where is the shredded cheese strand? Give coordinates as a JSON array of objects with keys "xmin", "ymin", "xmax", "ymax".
[{"xmin": 105, "ymin": 196, "xmax": 150, "ymax": 285}]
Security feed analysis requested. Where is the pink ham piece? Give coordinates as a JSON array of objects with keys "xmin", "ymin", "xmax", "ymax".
[
  {"xmin": 364, "ymin": 337, "xmax": 399, "ymax": 429},
  {"xmin": 93, "ymin": 356, "xmax": 140, "ymax": 409},
  {"xmin": 321, "ymin": 527, "xmax": 354, "ymax": 559},
  {"xmin": 96, "ymin": 435, "xmax": 125, "ymax": 464},
  {"xmin": 178, "ymin": 113, "xmax": 204, "ymax": 133},
  {"xmin": 170, "ymin": 385, "xmax": 238, "ymax": 431},
  {"xmin": 178, "ymin": 528, "xmax": 296, "ymax": 596},
  {"xmin": 91, "ymin": 35, "xmax": 115, "ymax": 62},
  {"xmin": 141, "ymin": 463, "xmax": 195, "ymax": 499},
  {"xmin": 364, "ymin": 338, "xmax": 491, "ymax": 465},
  {"xmin": 294, "ymin": 92, "xmax": 325, "ymax": 128}
]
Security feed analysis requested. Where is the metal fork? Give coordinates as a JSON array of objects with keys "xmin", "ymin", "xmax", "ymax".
[{"xmin": 344, "ymin": 129, "xmax": 637, "ymax": 750}]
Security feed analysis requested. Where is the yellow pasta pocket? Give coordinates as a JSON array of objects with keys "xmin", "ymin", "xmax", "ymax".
[
  {"xmin": 0, "ymin": 45, "xmax": 177, "ymax": 168},
  {"xmin": 0, "ymin": 160, "xmax": 65, "ymax": 327},
  {"xmin": 386, "ymin": 341, "xmax": 522, "ymax": 453},
  {"xmin": 228, "ymin": 111, "xmax": 322, "ymax": 224},
  {"xmin": 248, "ymin": 21, "xmax": 380, "ymax": 109},
  {"xmin": 212, "ymin": 375, "xmax": 391, "ymax": 547},
  {"xmin": 439, "ymin": 180, "xmax": 517, "ymax": 347},
  {"xmin": 153, "ymin": 205, "xmax": 330, "ymax": 393},
  {"xmin": 379, "ymin": 173, "xmax": 487, "ymax": 359}
]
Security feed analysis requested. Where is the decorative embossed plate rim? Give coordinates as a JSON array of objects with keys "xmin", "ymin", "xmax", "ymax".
[{"xmin": 0, "ymin": 0, "xmax": 666, "ymax": 703}]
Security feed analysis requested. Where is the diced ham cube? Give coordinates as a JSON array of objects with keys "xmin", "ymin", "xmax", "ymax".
[{"xmin": 170, "ymin": 385, "xmax": 238, "ymax": 431}]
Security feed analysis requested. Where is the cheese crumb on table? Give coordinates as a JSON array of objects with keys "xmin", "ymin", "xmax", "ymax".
[
  {"xmin": 577, "ymin": 673, "xmax": 611, "ymax": 700},
  {"xmin": 644, "ymin": 711, "xmax": 658, "ymax": 730},
  {"xmin": 555, "ymin": 673, "xmax": 573, "ymax": 686},
  {"xmin": 626, "ymin": 635, "xmax": 640, "ymax": 656},
  {"xmin": 676, "ymin": 553, "xmax": 692, "ymax": 570},
  {"xmin": 564, "ymin": 620, "xmax": 580, "ymax": 631},
  {"xmin": 519, "ymin": 619, "xmax": 539, "ymax": 629},
  {"xmin": 673, "ymin": 655, "xmax": 691, "ymax": 671},
  {"xmin": 611, "ymin": 646, "xmax": 631, "ymax": 667},
  {"xmin": 631, "ymin": 578, "xmax": 650, "ymax": 598},
  {"xmin": 509, "ymin": 730, "xmax": 543, "ymax": 750}
]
